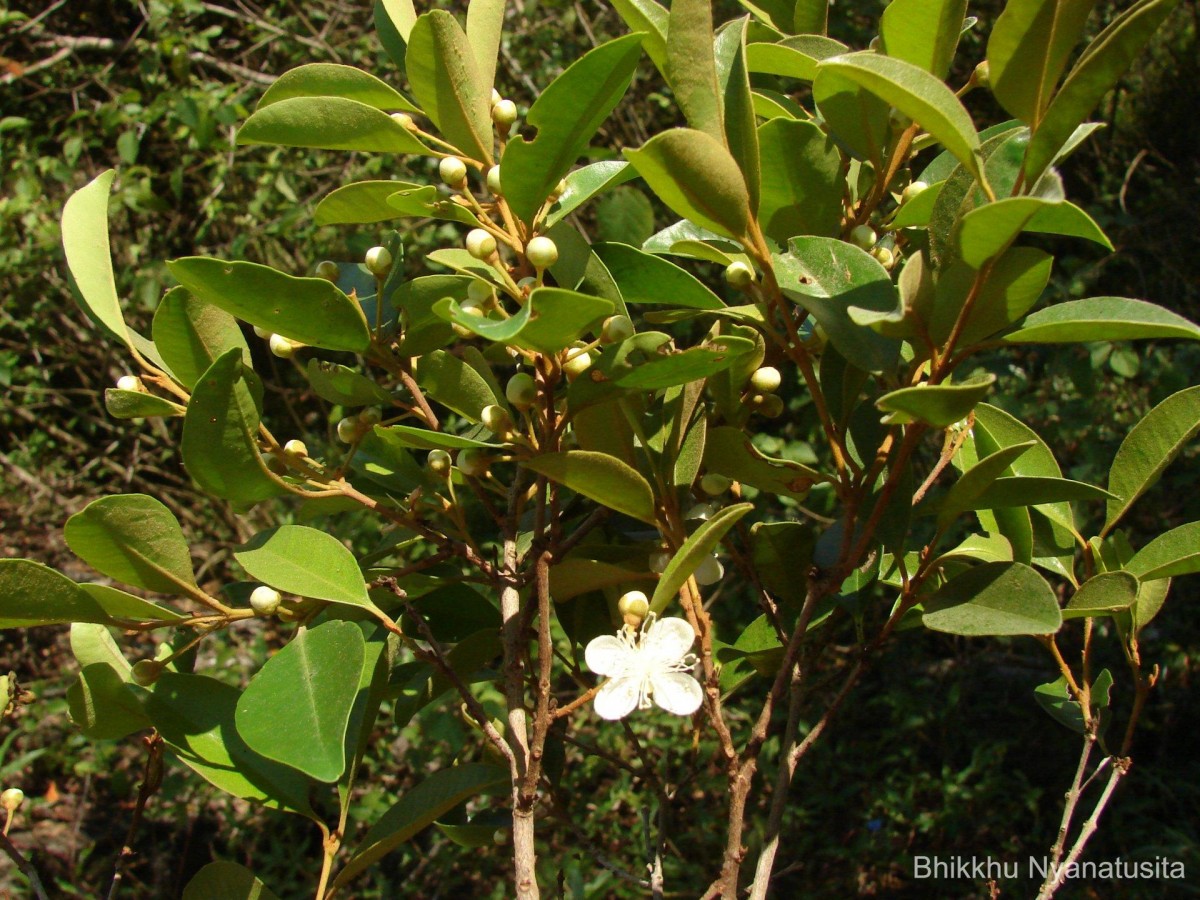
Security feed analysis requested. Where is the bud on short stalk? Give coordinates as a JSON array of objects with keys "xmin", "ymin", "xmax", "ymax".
[
  {"xmin": 250, "ymin": 585, "xmax": 282, "ymax": 616},
  {"xmin": 850, "ymin": 224, "xmax": 877, "ymax": 250},
  {"xmin": 365, "ymin": 245, "xmax": 393, "ymax": 276},
  {"xmin": 467, "ymin": 279, "xmax": 495, "ymax": 304},
  {"xmin": 562, "ymin": 346, "xmax": 592, "ymax": 382},
  {"xmin": 390, "ymin": 112, "xmax": 415, "ymax": 129},
  {"xmin": 601, "ymin": 315, "xmax": 634, "ymax": 344},
  {"xmin": 336, "ymin": 416, "xmax": 362, "ymax": 444},
  {"xmin": 457, "ymin": 448, "xmax": 491, "ymax": 478},
  {"xmin": 269, "ymin": 334, "xmax": 301, "ymax": 359},
  {"xmin": 526, "ymin": 236, "xmax": 558, "ymax": 269},
  {"xmin": 872, "ymin": 246, "xmax": 895, "ymax": 269},
  {"xmin": 466, "ymin": 229, "xmax": 497, "ymax": 260},
  {"xmin": 427, "ymin": 448, "xmax": 452, "ymax": 476},
  {"xmin": 618, "ymin": 589, "xmax": 650, "ymax": 627},
  {"xmin": 724, "ymin": 260, "xmax": 756, "ymax": 288},
  {"xmin": 481, "ymin": 404, "xmax": 514, "ymax": 438},
  {"xmin": 750, "ymin": 366, "xmax": 782, "ymax": 394},
  {"xmin": 901, "ymin": 180, "xmax": 928, "ymax": 204},
  {"xmin": 253, "ymin": 325, "xmax": 272, "ymax": 339},
  {"xmin": 439, "ymin": 156, "xmax": 468, "ymax": 187},
  {"xmin": 283, "ymin": 438, "xmax": 308, "ymax": 457},
  {"xmin": 116, "ymin": 375, "xmax": 143, "ymax": 392},
  {"xmin": 505, "ymin": 372, "xmax": 537, "ymax": 409},
  {"xmin": 758, "ymin": 394, "xmax": 785, "ymax": 418},
  {"xmin": 486, "ymin": 165, "xmax": 502, "ymax": 195},
  {"xmin": 358, "ymin": 406, "xmax": 383, "ymax": 427},
  {"xmin": 491, "ymin": 99, "xmax": 517, "ymax": 128},
  {"xmin": 131, "ymin": 659, "xmax": 164, "ymax": 686},
  {"xmin": 491, "ymin": 89, "xmax": 502, "ymax": 108},
  {"xmin": 1, "ymin": 788, "xmax": 24, "ymax": 812},
  {"xmin": 314, "ymin": 259, "xmax": 340, "ymax": 282}
]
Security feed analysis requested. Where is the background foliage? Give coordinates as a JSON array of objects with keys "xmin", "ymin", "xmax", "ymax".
[{"xmin": 1, "ymin": 0, "xmax": 1198, "ymax": 896}]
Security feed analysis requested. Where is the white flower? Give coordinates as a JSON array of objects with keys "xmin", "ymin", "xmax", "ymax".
[{"xmin": 584, "ymin": 615, "xmax": 703, "ymax": 720}]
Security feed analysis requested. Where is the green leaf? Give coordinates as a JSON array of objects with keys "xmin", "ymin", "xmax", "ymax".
[
  {"xmin": 257, "ymin": 63, "xmax": 418, "ymax": 113},
  {"xmin": 595, "ymin": 187, "xmax": 656, "ymax": 247},
  {"xmin": 306, "ymin": 360, "xmax": 393, "ymax": 408},
  {"xmin": 923, "ymin": 561, "xmax": 1061, "ymax": 635},
  {"xmin": 1127, "ymin": 521, "xmax": 1200, "ymax": 580},
  {"xmin": 65, "ymin": 494, "xmax": 199, "ymax": 596},
  {"xmin": 236, "ymin": 621, "xmax": 365, "ymax": 783},
  {"xmin": 794, "ymin": 0, "xmax": 828, "ymax": 33},
  {"xmin": 812, "ymin": 68, "xmax": 890, "ymax": 165},
  {"xmin": 755, "ymin": 118, "xmax": 842, "ymax": 243},
  {"xmin": 104, "ymin": 389, "xmax": 185, "ymax": 419},
  {"xmin": 235, "ymin": 525, "xmax": 378, "ymax": 613},
  {"xmin": 651, "ymin": 503, "xmax": 753, "ymax": 612},
  {"xmin": 313, "ymin": 180, "xmax": 420, "ymax": 225},
  {"xmin": 333, "ymin": 764, "xmax": 507, "ymax": 891},
  {"xmin": 61, "ymin": 170, "xmax": 131, "ymax": 348},
  {"xmin": 881, "ymin": 0, "xmax": 967, "ymax": 78},
  {"xmin": 501, "ymin": 33, "xmax": 644, "ymax": 224},
  {"xmin": 1064, "ymin": 571, "xmax": 1138, "ymax": 619},
  {"xmin": 625, "ymin": 128, "xmax": 753, "ymax": 240},
  {"xmin": 167, "ymin": 258, "xmax": 369, "ymax": 353},
  {"xmin": 1025, "ymin": 200, "xmax": 1112, "ymax": 248},
  {"xmin": 956, "ymin": 197, "xmax": 1110, "ymax": 268},
  {"xmin": 964, "ymin": 476, "xmax": 1116, "ymax": 510},
  {"xmin": 466, "ymin": 0, "xmax": 505, "ymax": 95},
  {"xmin": 374, "ymin": 0, "xmax": 416, "ymax": 71},
  {"xmin": 704, "ymin": 426, "xmax": 822, "ymax": 501},
  {"xmin": 152, "ymin": 288, "xmax": 251, "ymax": 389},
  {"xmin": 1004, "ymin": 297, "xmax": 1200, "ymax": 344},
  {"xmin": 613, "ymin": 336, "xmax": 757, "ymax": 390},
  {"xmin": 434, "ymin": 288, "xmax": 613, "ymax": 354},
  {"xmin": 375, "ymin": 425, "xmax": 500, "ymax": 452},
  {"xmin": 773, "ymin": 237, "xmax": 901, "ymax": 374},
  {"xmin": 876, "ymin": 374, "xmax": 995, "ymax": 427},
  {"xmin": 716, "ymin": 18, "xmax": 760, "ymax": 211},
  {"xmin": 182, "ymin": 350, "xmax": 283, "ymax": 504},
  {"xmin": 0, "ymin": 560, "xmax": 115, "ymax": 629},
  {"xmin": 595, "ymin": 243, "xmax": 724, "ymax": 310},
  {"xmin": 611, "ymin": 0, "xmax": 669, "ymax": 70},
  {"xmin": 522, "ymin": 451, "xmax": 657, "ymax": 524},
  {"xmin": 930, "ymin": 248, "xmax": 1053, "ymax": 346},
  {"xmin": 141, "ymin": 673, "xmax": 313, "ymax": 816},
  {"xmin": 415, "ymin": 350, "xmax": 496, "ymax": 423},
  {"xmin": 406, "ymin": 10, "xmax": 493, "ymax": 164},
  {"xmin": 68, "ymin": 623, "xmax": 150, "ymax": 741},
  {"xmin": 746, "ymin": 35, "xmax": 846, "ymax": 81},
  {"xmin": 939, "ymin": 442, "xmax": 1036, "ymax": 528},
  {"xmin": 237, "ymin": 97, "xmax": 427, "ymax": 154},
  {"xmin": 819, "ymin": 52, "xmax": 986, "ymax": 186},
  {"xmin": 183, "ymin": 862, "xmax": 282, "ymax": 900},
  {"xmin": 1024, "ymin": 0, "xmax": 1182, "ymax": 184},
  {"xmin": 546, "ymin": 162, "xmax": 637, "ymax": 227},
  {"xmin": 892, "ymin": 179, "xmax": 944, "ymax": 227},
  {"xmin": 986, "ymin": 0, "xmax": 1097, "ymax": 123},
  {"xmin": 667, "ymin": 0, "xmax": 724, "ymax": 144},
  {"xmin": 81, "ymin": 584, "xmax": 183, "ymax": 622},
  {"xmin": 1105, "ymin": 385, "xmax": 1200, "ymax": 532}
]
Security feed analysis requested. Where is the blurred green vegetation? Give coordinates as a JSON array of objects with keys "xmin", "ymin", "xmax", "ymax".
[{"xmin": 1, "ymin": 1, "xmax": 1198, "ymax": 897}]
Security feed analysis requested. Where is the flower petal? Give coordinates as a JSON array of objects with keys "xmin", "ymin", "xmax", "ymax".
[
  {"xmin": 650, "ymin": 671, "xmax": 703, "ymax": 716},
  {"xmin": 584, "ymin": 634, "xmax": 632, "ymax": 677},
  {"xmin": 643, "ymin": 617, "xmax": 696, "ymax": 663},
  {"xmin": 594, "ymin": 676, "xmax": 642, "ymax": 720}
]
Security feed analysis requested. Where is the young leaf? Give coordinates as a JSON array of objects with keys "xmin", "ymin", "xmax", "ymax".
[
  {"xmin": 1127, "ymin": 521, "xmax": 1200, "ymax": 581},
  {"xmin": 167, "ymin": 258, "xmax": 370, "ymax": 353},
  {"xmin": 405, "ymin": 10, "xmax": 493, "ymax": 164},
  {"xmin": 522, "ymin": 451, "xmax": 658, "ymax": 524},
  {"xmin": 922, "ymin": 561, "xmax": 1061, "ymax": 635},
  {"xmin": 434, "ymin": 288, "xmax": 613, "ymax": 354},
  {"xmin": 68, "ymin": 623, "xmax": 150, "ymax": 741},
  {"xmin": 236, "ymin": 621, "xmax": 366, "ymax": 783},
  {"xmin": 876, "ymin": 374, "xmax": 996, "ymax": 427},
  {"xmin": 306, "ymin": 360, "xmax": 394, "ymax": 408},
  {"xmin": 716, "ymin": 18, "xmax": 760, "ymax": 211},
  {"xmin": 794, "ymin": 0, "xmax": 829, "ymax": 33},
  {"xmin": 104, "ymin": 389, "xmax": 185, "ymax": 420},
  {"xmin": 938, "ymin": 442, "xmax": 1036, "ymax": 528},
  {"xmin": 625, "ymin": 128, "xmax": 753, "ymax": 240},
  {"xmin": 501, "ymin": 34, "xmax": 644, "ymax": 225},
  {"xmin": 595, "ymin": 243, "xmax": 724, "ymax": 310},
  {"xmin": 466, "ymin": 0, "xmax": 505, "ymax": 95},
  {"xmin": 314, "ymin": 180, "xmax": 421, "ymax": 225},
  {"xmin": 755, "ymin": 118, "xmax": 843, "ymax": 243},
  {"xmin": 610, "ymin": 0, "xmax": 669, "ymax": 70},
  {"xmin": 1104, "ymin": 385, "xmax": 1200, "ymax": 533},
  {"xmin": 61, "ymin": 170, "xmax": 131, "ymax": 348},
  {"xmin": 235, "ymin": 525, "xmax": 378, "ymax": 613},
  {"xmin": 819, "ymin": 52, "xmax": 986, "ymax": 186},
  {"xmin": 237, "ymin": 97, "xmax": 427, "ymax": 154},
  {"xmin": 1063, "ymin": 571, "xmax": 1138, "ymax": 619},
  {"xmin": 375, "ymin": 0, "xmax": 418, "ymax": 70},
  {"xmin": 183, "ymin": 862, "xmax": 282, "ymax": 900},
  {"xmin": 0, "ymin": 560, "xmax": 113, "ymax": 629},
  {"xmin": 545, "ymin": 161, "xmax": 637, "ymax": 227},
  {"xmin": 880, "ymin": 0, "xmax": 968, "ymax": 79},
  {"xmin": 256, "ymin": 63, "xmax": 418, "ymax": 113},
  {"xmin": 152, "ymin": 288, "xmax": 251, "ymax": 389},
  {"xmin": 1003, "ymin": 297, "xmax": 1200, "ymax": 344},
  {"xmin": 667, "ymin": 0, "xmax": 725, "ymax": 144},
  {"xmin": 651, "ymin": 503, "xmax": 754, "ymax": 612},
  {"xmin": 64, "ymin": 494, "xmax": 199, "ymax": 596}
]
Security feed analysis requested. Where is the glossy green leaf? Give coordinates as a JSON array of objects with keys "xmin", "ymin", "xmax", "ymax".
[
  {"xmin": 667, "ymin": 0, "xmax": 724, "ymax": 143},
  {"xmin": 502, "ymin": 33, "xmax": 644, "ymax": 225},
  {"xmin": 257, "ymin": 63, "xmax": 418, "ymax": 113},
  {"xmin": 794, "ymin": 0, "xmax": 828, "ymax": 33},
  {"xmin": 819, "ymin": 52, "xmax": 985, "ymax": 186},
  {"xmin": 939, "ymin": 442, "xmax": 1036, "ymax": 528},
  {"xmin": 65, "ymin": 494, "xmax": 199, "ymax": 595},
  {"xmin": 466, "ymin": 0, "xmax": 505, "ymax": 94},
  {"xmin": 716, "ymin": 18, "xmax": 760, "ymax": 210},
  {"xmin": 152, "ymin": 288, "xmax": 250, "ymax": 389},
  {"xmin": 877, "ymin": 374, "xmax": 995, "ymax": 427},
  {"xmin": 374, "ymin": 0, "xmax": 416, "ymax": 71},
  {"xmin": 80, "ymin": 584, "xmax": 184, "ymax": 622},
  {"xmin": 333, "ymin": 764, "xmax": 507, "ymax": 891},
  {"xmin": 1127, "ymin": 521, "xmax": 1200, "ymax": 580},
  {"xmin": 1025, "ymin": 200, "xmax": 1112, "ymax": 248},
  {"xmin": 522, "ymin": 451, "xmax": 657, "ymax": 524},
  {"xmin": 1105, "ymin": 385, "xmax": 1200, "ymax": 532},
  {"xmin": 611, "ymin": 0, "xmax": 669, "ymax": 70},
  {"xmin": 963, "ymin": 476, "xmax": 1115, "ymax": 512},
  {"xmin": 237, "ymin": 97, "xmax": 426, "ymax": 154},
  {"xmin": 182, "ymin": 350, "xmax": 283, "ymax": 504},
  {"xmin": 415, "ymin": 349, "xmax": 495, "ymax": 423},
  {"xmin": 930, "ymin": 248, "xmax": 1053, "ymax": 346},
  {"xmin": 923, "ymin": 561, "xmax": 1061, "ymax": 635},
  {"xmin": 1035, "ymin": 670, "xmax": 1113, "ymax": 734},
  {"xmin": 774, "ymin": 237, "xmax": 901, "ymax": 373},
  {"xmin": 651, "ymin": 503, "xmax": 753, "ymax": 612},
  {"xmin": 595, "ymin": 243, "xmax": 724, "ymax": 310},
  {"xmin": 168, "ymin": 258, "xmax": 369, "ymax": 353},
  {"xmin": 891, "ymin": 179, "xmax": 944, "ymax": 227},
  {"xmin": 1064, "ymin": 571, "xmax": 1138, "ymax": 619},
  {"xmin": 625, "ymin": 128, "xmax": 753, "ymax": 240},
  {"xmin": 104, "ymin": 389, "xmax": 185, "ymax": 419},
  {"xmin": 313, "ymin": 180, "xmax": 419, "ymax": 225},
  {"xmin": 141, "ymin": 673, "xmax": 313, "ymax": 816},
  {"xmin": 183, "ymin": 862, "xmax": 282, "ymax": 900},
  {"xmin": 236, "ymin": 621, "xmax": 365, "ymax": 783},
  {"xmin": 881, "ymin": 0, "xmax": 967, "ymax": 78},
  {"xmin": 746, "ymin": 43, "xmax": 820, "ymax": 82},
  {"xmin": 755, "ymin": 118, "xmax": 842, "ymax": 243},
  {"xmin": 68, "ymin": 623, "xmax": 149, "ymax": 741},
  {"xmin": 595, "ymin": 187, "xmax": 656, "ymax": 247},
  {"xmin": 235, "ymin": 525, "xmax": 377, "ymax": 612},
  {"xmin": 1024, "ymin": 0, "xmax": 1182, "ymax": 184},
  {"xmin": 614, "ymin": 336, "xmax": 756, "ymax": 391},
  {"xmin": 374, "ymin": 425, "xmax": 500, "ymax": 452},
  {"xmin": 939, "ymin": 532, "xmax": 1015, "ymax": 565},
  {"xmin": 61, "ymin": 169, "xmax": 131, "ymax": 348},
  {"xmin": 406, "ymin": 10, "xmax": 493, "ymax": 164},
  {"xmin": 545, "ymin": 162, "xmax": 637, "ymax": 227},
  {"xmin": 956, "ymin": 197, "xmax": 1110, "ymax": 268},
  {"xmin": 1004, "ymin": 297, "xmax": 1200, "ymax": 344},
  {"xmin": 704, "ymin": 426, "xmax": 822, "ymax": 501},
  {"xmin": 305, "ymin": 360, "xmax": 393, "ymax": 408},
  {"xmin": 812, "ymin": 68, "xmax": 890, "ymax": 165},
  {"xmin": 435, "ymin": 288, "xmax": 612, "ymax": 354},
  {"xmin": 986, "ymin": 0, "xmax": 1096, "ymax": 123},
  {"xmin": 0, "ymin": 560, "xmax": 115, "ymax": 629}
]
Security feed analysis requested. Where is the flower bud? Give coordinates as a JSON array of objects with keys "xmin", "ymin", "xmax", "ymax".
[
  {"xmin": 526, "ymin": 236, "xmax": 558, "ymax": 269},
  {"xmin": 439, "ymin": 156, "xmax": 468, "ymax": 186},
  {"xmin": 427, "ymin": 448, "xmax": 452, "ymax": 476},
  {"xmin": 562, "ymin": 347, "xmax": 592, "ymax": 382},
  {"xmin": 871, "ymin": 246, "xmax": 895, "ymax": 269},
  {"xmin": 358, "ymin": 406, "xmax": 383, "ymax": 427},
  {"xmin": 467, "ymin": 279, "xmax": 494, "ymax": 304},
  {"xmin": 693, "ymin": 555, "xmax": 723, "ymax": 586},
  {"xmin": 973, "ymin": 60, "xmax": 990, "ymax": 89},
  {"xmin": 850, "ymin": 224, "xmax": 877, "ymax": 250},
  {"xmin": 269, "ymin": 334, "xmax": 300, "ymax": 358},
  {"xmin": 116, "ymin": 375, "xmax": 143, "ymax": 392},
  {"xmin": 491, "ymin": 99, "xmax": 517, "ymax": 127},
  {"xmin": 336, "ymin": 416, "xmax": 361, "ymax": 444},
  {"xmin": 505, "ymin": 372, "xmax": 537, "ymax": 409},
  {"xmin": 262, "ymin": 451, "xmax": 286, "ymax": 475},
  {"xmin": 490, "ymin": 89, "xmax": 502, "ymax": 107},
  {"xmin": 685, "ymin": 502, "xmax": 716, "ymax": 521},
  {"xmin": 750, "ymin": 366, "xmax": 782, "ymax": 394},
  {"xmin": 250, "ymin": 585, "xmax": 282, "ymax": 616},
  {"xmin": 391, "ymin": 112, "xmax": 415, "ymax": 129},
  {"xmin": 1, "ymin": 788, "xmax": 24, "ymax": 812},
  {"xmin": 901, "ymin": 180, "xmax": 928, "ymax": 204},
  {"xmin": 283, "ymin": 439, "xmax": 308, "ymax": 457},
  {"xmin": 481, "ymin": 404, "xmax": 513, "ymax": 436},
  {"xmin": 130, "ymin": 659, "xmax": 164, "ymax": 686},
  {"xmin": 617, "ymin": 589, "xmax": 650, "ymax": 623},
  {"xmin": 700, "ymin": 473, "xmax": 731, "ymax": 496},
  {"xmin": 600, "ymin": 315, "xmax": 634, "ymax": 344},
  {"xmin": 253, "ymin": 325, "xmax": 272, "ymax": 339},
  {"xmin": 457, "ymin": 448, "xmax": 491, "ymax": 477},
  {"xmin": 724, "ymin": 260, "xmax": 755, "ymax": 288},
  {"xmin": 550, "ymin": 178, "xmax": 568, "ymax": 200},
  {"xmin": 759, "ymin": 394, "xmax": 785, "ymax": 418},
  {"xmin": 314, "ymin": 259, "xmax": 340, "ymax": 282},
  {"xmin": 516, "ymin": 276, "xmax": 537, "ymax": 294},
  {"xmin": 649, "ymin": 550, "xmax": 672, "ymax": 574},
  {"xmin": 365, "ymin": 245, "xmax": 393, "ymax": 276},
  {"xmin": 466, "ymin": 229, "xmax": 497, "ymax": 260},
  {"xmin": 486, "ymin": 165, "xmax": 503, "ymax": 195}
]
